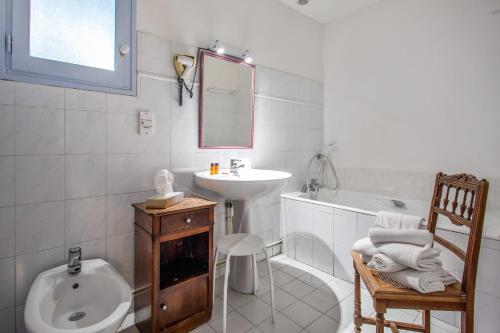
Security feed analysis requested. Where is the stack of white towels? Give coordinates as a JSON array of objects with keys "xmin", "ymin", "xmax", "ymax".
[{"xmin": 353, "ymin": 211, "xmax": 456, "ymax": 294}]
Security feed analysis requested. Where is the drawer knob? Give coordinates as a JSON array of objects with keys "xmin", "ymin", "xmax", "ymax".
[
  {"xmin": 161, "ymin": 304, "xmax": 167, "ymax": 311},
  {"xmin": 185, "ymin": 218, "xmax": 192, "ymax": 223}
]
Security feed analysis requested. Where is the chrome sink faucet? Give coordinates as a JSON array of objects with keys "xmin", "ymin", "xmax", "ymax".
[
  {"xmin": 67, "ymin": 247, "xmax": 82, "ymax": 274},
  {"xmin": 230, "ymin": 159, "xmax": 245, "ymax": 176}
]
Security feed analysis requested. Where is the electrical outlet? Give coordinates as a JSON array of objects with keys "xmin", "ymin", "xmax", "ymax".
[{"xmin": 139, "ymin": 111, "xmax": 153, "ymax": 136}]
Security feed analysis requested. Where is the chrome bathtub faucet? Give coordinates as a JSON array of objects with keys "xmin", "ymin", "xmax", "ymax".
[
  {"xmin": 67, "ymin": 247, "xmax": 82, "ymax": 274},
  {"xmin": 309, "ymin": 178, "xmax": 320, "ymax": 194}
]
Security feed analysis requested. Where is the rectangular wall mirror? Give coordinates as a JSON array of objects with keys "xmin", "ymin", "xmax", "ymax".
[{"xmin": 199, "ymin": 49, "xmax": 255, "ymax": 148}]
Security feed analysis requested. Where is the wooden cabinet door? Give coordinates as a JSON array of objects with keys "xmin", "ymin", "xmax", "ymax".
[{"xmin": 157, "ymin": 275, "xmax": 209, "ymax": 330}]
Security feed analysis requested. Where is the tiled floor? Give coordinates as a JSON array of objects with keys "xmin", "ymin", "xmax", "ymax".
[{"xmin": 121, "ymin": 255, "xmax": 460, "ymax": 333}]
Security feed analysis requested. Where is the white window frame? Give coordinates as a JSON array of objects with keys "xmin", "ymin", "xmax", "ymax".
[{"xmin": 0, "ymin": 0, "xmax": 136, "ymax": 95}]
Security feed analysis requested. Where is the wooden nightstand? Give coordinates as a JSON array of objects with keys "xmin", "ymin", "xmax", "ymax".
[{"xmin": 132, "ymin": 197, "xmax": 217, "ymax": 333}]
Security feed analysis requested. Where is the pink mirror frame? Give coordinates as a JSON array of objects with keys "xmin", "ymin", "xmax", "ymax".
[{"xmin": 198, "ymin": 49, "xmax": 256, "ymax": 149}]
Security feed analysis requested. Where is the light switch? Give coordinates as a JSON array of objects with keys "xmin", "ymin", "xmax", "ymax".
[{"xmin": 139, "ymin": 111, "xmax": 153, "ymax": 136}]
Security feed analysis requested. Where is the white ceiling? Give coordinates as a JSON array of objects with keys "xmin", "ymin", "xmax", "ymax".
[{"xmin": 278, "ymin": 0, "xmax": 380, "ymax": 24}]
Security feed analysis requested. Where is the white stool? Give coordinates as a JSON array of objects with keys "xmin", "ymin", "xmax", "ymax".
[{"xmin": 213, "ymin": 233, "xmax": 276, "ymax": 333}]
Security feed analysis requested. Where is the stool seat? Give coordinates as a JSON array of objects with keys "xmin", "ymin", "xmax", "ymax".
[
  {"xmin": 213, "ymin": 233, "xmax": 276, "ymax": 333},
  {"xmin": 217, "ymin": 233, "xmax": 265, "ymax": 256}
]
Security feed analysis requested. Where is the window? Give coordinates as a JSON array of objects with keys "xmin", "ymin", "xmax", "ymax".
[{"xmin": 0, "ymin": 0, "xmax": 136, "ymax": 95}]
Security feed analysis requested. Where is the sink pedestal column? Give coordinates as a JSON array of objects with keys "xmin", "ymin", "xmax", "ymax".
[{"xmin": 229, "ymin": 200, "xmax": 258, "ymax": 294}]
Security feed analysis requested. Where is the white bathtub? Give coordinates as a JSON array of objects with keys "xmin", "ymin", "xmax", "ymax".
[
  {"xmin": 282, "ymin": 189, "xmax": 500, "ymax": 240},
  {"xmin": 280, "ymin": 189, "xmax": 500, "ymax": 330}
]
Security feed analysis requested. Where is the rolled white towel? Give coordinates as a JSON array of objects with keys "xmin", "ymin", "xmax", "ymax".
[
  {"xmin": 370, "ymin": 228, "xmax": 434, "ymax": 246},
  {"xmin": 384, "ymin": 269, "xmax": 456, "ymax": 294},
  {"xmin": 378, "ymin": 243, "xmax": 442, "ymax": 272},
  {"xmin": 352, "ymin": 237, "xmax": 379, "ymax": 257},
  {"xmin": 375, "ymin": 211, "xmax": 424, "ymax": 230},
  {"xmin": 367, "ymin": 253, "xmax": 407, "ymax": 272},
  {"xmin": 435, "ymin": 269, "xmax": 457, "ymax": 286}
]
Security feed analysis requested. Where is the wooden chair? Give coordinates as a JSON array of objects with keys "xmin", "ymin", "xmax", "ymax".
[{"xmin": 352, "ymin": 172, "xmax": 489, "ymax": 333}]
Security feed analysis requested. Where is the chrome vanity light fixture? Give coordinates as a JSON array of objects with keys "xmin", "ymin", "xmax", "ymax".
[
  {"xmin": 210, "ymin": 40, "xmax": 225, "ymax": 54},
  {"xmin": 209, "ymin": 40, "xmax": 252, "ymax": 63},
  {"xmin": 242, "ymin": 50, "xmax": 253, "ymax": 64}
]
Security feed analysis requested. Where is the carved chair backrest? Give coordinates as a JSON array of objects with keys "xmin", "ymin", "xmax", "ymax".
[{"xmin": 426, "ymin": 172, "xmax": 489, "ymax": 296}]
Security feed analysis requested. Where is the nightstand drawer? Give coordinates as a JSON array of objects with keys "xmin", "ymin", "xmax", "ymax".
[{"xmin": 160, "ymin": 209, "xmax": 210, "ymax": 234}]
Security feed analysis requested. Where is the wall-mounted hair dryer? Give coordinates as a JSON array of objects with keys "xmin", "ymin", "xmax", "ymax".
[{"xmin": 173, "ymin": 53, "xmax": 198, "ymax": 106}]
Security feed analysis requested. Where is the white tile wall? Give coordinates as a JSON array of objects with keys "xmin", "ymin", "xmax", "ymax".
[
  {"xmin": 0, "ymin": 31, "xmax": 324, "ymax": 331},
  {"xmin": 15, "ymin": 82, "xmax": 64, "ymax": 109},
  {"xmin": 0, "ymin": 207, "xmax": 15, "ymax": 258},
  {"xmin": 64, "ymin": 197, "xmax": 106, "ymax": 244},
  {"xmin": 0, "ymin": 105, "xmax": 15, "ymax": 155},
  {"xmin": 65, "ymin": 110, "xmax": 106, "ymax": 154},
  {"xmin": 0, "ymin": 307, "xmax": 15, "ymax": 333},
  {"xmin": 15, "ymin": 107, "xmax": 64, "ymax": 155},
  {"xmin": 65, "ymin": 155, "xmax": 106, "ymax": 199},
  {"xmin": 0, "ymin": 257, "xmax": 15, "ymax": 310},
  {"xmin": 15, "ymin": 155, "xmax": 64, "ymax": 205},
  {"xmin": 0, "ymin": 157, "xmax": 15, "ymax": 207},
  {"xmin": 0, "ymin": 81, "xmax": 15, "ymax": 105},
  {"xmin": 64, "ymin": 88, "xmax": 106, "ymax": 112},
  {"xmin": 15, "ymin": 201, "xmax": 65, "ymax": 255}
]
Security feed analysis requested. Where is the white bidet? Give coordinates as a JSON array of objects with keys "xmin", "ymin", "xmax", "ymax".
[{"xmin": 24, "ymin": 259, "xmax": 131, "ymax": 333}]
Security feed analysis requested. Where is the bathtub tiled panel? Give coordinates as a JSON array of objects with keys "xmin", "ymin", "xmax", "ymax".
[
  {"xmin": 281, "ymin": 197, "xmax": 500, "ymax": 331},
  {"xmin": 0, "ymin": 32, "xmax": 324, "ymax": 331}
]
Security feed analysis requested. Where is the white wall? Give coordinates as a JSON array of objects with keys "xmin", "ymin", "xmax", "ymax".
[
  {"xmin": 324, "ymin": 0, "xmax": 500, "ymax": 186},
  {"xmin": 138, "ymin": 0, "xmax": 324, "ymax": 82}
]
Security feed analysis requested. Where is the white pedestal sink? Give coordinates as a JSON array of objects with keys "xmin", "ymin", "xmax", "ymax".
[
  {"xmin": 24, "ymin": 259, "xmax": 131, "ymax": 333},
  {"xmin": 195, "ymin": 168, "xmax": 292, "ymax": 293}
]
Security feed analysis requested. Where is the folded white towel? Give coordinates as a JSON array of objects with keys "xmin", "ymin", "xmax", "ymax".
[
  {"xmin": 384, "ymin": 269, "xmax": 456, "ymax": 294},
  {"xmin": 353, "ymin": 238, "xmax": 442, "ymax": 271},
  {"xmin": 367, "ymin": 253, "xmax": 407, "ymax": 272},
  {"xmin": 369, "ymin": 228, "xmax": 434, "ymax": 246},
  {"xmin": 375, "ymin": 211, "xmax": 424, "ymax": 230},
  {"xmin": 379, "ymin": 243, "xmax": 442, "ymax": 272}
]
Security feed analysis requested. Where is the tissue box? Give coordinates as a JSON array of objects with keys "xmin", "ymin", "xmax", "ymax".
[{"xmin": 145, "ymin": 192, "xmax": 184, "ymax": 209}]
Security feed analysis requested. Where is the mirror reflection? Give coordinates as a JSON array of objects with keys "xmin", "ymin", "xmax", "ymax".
[{"xmin": 199, "ymin": 50, "xmax": 255, "ymax": 148}]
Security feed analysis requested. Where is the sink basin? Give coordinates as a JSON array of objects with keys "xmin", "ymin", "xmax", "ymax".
[
  {"xmin": 25, "ymin": 259, "xmax": 131, "ymax": 333},
  {"xmin": 195, "ymin": 168, "xmax": 292, "ymax": 200}
]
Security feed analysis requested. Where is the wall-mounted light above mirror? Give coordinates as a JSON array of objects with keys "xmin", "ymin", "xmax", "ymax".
[{"xmin": 199, "ymin": 49, "xmax": 255, "ymax": 149}]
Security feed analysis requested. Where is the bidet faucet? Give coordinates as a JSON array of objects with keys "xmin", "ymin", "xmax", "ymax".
[
  {"xmin": 230, "ymin": 159, "xmax": 245, "ymax": 176},
  {"xmin": 67, "ymin": 247, "xmax": 82, "ymax": 274}
]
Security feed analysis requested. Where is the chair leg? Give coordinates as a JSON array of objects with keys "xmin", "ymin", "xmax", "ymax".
[
  {"xmin": 212, "ymin": 248, "xmax": 219, "ymax": 304},
  {"xmin": 423, "ymin": 310, "xmax": 431, "ymax": 333},
  {"xmin": 461, "ymin": 310, "xmax": 474, "ymax": 333},
  {"xmin": 264, "ymin": 249, "xmax": 276, "ymax": 323},
  {"xmin": 376, "ymin": 312, "xmax": 385, "ymax": 333},
  {"xmin": 252, "ymin": 254, "xmax": 258, "ymax": 294},
  {"xmin": 222, "ymin": 254, "xmax": 231, "ymax": 333},
  {"xmin": 354, "ymin": 266, "xmax": 362, "ymax": 333}
]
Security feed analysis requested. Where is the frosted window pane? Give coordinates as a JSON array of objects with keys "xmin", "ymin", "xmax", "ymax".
[{"xmin": 30, "ymin": 0, "xmax": 115, "ymax": 71}]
